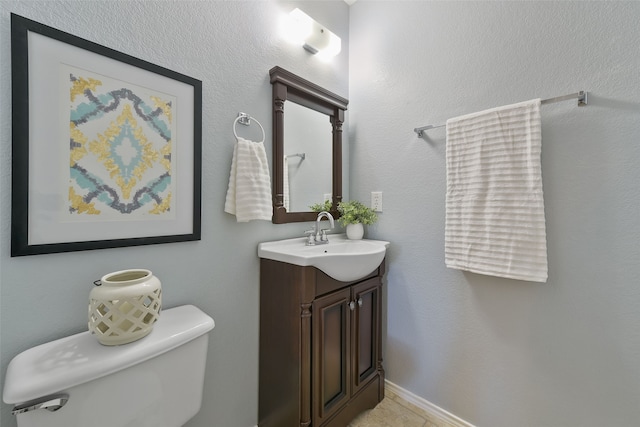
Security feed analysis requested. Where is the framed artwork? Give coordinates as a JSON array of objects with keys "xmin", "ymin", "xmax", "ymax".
[{"xmin": 10, "ymin": 14, "xmax": 202, "ymax": 256}]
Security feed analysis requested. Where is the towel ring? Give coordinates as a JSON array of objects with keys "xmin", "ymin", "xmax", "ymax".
[{"xmin": 234, "ymin": 113, "xmax": 265, "ymax": 143}]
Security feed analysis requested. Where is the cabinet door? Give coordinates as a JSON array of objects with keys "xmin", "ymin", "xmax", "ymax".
[
  {"xmin": 352, "ymin": 279, "xmax": 381, "ymax": 395},
  {"xmin": 312, "ymin": 287, "xmax": 351, "ymax": 426}
]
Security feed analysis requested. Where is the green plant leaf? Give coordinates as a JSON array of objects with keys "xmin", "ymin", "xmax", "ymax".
[
  {"xmin": 309, "ymin": 200, "xmax": 333, "ymax": 212},
  {"xmin": 337, "ymin": 200, "xmax": 378, "ymax": 226}
]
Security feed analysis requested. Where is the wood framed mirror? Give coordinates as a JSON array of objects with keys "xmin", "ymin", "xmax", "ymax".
[{"xmin": 269, "ymin": 66, "xmax": 348, "ymax": 224}]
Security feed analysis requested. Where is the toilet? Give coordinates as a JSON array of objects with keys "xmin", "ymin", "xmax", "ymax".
[{"xmin": 3, "ymin": 305, "xmax": 215, "ymax": 427}]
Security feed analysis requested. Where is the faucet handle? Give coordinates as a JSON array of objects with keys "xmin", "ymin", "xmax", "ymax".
[
  {"xmin": 319, "ymin": 229, "xmax": 328, "ymax": 242},
  {"xmin": 303, "ymin": 229, "xmax": 316, "ymax": 245}
]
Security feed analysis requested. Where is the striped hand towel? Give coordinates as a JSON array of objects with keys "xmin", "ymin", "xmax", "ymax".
[
  {"xmin": 283, "ymin": 155, "xmax": 290, "ymax": 211},
  {"xmin": 224, "ymin": 137, "xmax": 272, "ymax": 222},
  {"xmin": 445, "ymin": 99, "xmax": 548, "ymax": 282}
]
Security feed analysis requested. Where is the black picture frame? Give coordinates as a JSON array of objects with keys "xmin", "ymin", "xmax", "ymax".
[{"xmin": 10, "ymin": 14, "xmax": 202, "ymax": 256}]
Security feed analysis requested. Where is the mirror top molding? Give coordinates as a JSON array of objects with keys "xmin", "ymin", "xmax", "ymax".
[
  {"xmin": 269, "ymin": 66, "xmax": 348, "ymax": 113},
  {"xmin": 269, "ymin": 67, "xmax": 348, "ymax": 224}
]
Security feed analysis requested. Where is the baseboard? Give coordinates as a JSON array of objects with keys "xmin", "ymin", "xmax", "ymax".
[{"xmin": 385, "ymin": 380, "xmax": 475, "ymax": 427}]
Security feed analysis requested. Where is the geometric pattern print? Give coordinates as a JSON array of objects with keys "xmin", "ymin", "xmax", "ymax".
[{"xmin": 68, "ymin": 72, "xmax": 173, "ymax": 216}]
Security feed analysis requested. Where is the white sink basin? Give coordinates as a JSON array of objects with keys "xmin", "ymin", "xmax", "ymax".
[{"xmin": 258, "ymin": 234, "xmax": 389, "ymax": 282}]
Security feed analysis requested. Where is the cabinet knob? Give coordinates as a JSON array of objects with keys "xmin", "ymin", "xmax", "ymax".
[{"xmin": 349, "ymin": 301, "xmax": 355, "ymax": 311}]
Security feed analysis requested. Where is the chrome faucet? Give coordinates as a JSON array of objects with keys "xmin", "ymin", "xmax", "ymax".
[{"xmin": 304, "ymin": 211, "xmax": 335, "ymax": 245}]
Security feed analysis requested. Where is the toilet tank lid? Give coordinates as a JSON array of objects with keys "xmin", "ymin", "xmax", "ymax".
[{"xmin": 3, "ymin": 305, "xmax": 215, "ymax": 405}]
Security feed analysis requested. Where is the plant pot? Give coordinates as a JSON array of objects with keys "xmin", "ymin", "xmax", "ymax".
[
  {"xmin": 88, "ymin": 269, "xmax": 162, "ymax": 346},
  {"xmin": 346, "ymin": 223, "xmax": 364, "ymax": 240}
]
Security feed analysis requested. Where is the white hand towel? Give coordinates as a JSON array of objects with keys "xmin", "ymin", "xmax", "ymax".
[
  {"xmin": 224, "ymin": 137, "xmax": 272, "ymax": 222},
  {"xmin": 283, "ymin": 155, "xmax": 290, "ymax": 211},
  {"xmin": 445, "ymin": 99, "xmax": 548, "ymax": 282}
]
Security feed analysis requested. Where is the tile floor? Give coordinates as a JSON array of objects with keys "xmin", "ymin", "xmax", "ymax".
[{"xmin": 348, "ymin": 388, "xmax": 454, "ymax": 427}]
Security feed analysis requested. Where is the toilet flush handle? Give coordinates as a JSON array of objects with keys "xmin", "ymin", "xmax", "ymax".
[{"xmin": 12, "ymin": 394, "xmax": 69, "ymax": 415}]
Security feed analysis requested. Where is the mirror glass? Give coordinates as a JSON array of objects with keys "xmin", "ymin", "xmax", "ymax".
[
  {"xmin": 270, "ymin": 66, "xmax": 348, "ymax": 224},
  {"xmin": 283, "ymin": 102, "xmax": 332, "ymax": 212}
]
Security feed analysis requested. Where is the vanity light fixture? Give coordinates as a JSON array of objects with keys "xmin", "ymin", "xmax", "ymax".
[{"xmin": 282, "ymin": 8, "xmax": 342, "ymax": 59}]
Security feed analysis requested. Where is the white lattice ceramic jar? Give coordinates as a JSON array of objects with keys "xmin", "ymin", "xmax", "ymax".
[{"xmin": 89, "ymin": 269, "xmax": 162, "ymax": 346}]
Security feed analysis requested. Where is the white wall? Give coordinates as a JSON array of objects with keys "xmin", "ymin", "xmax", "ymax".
[
  {"xmin": 349, "ymin": 2, "xmax": 640, "ymax": 426},
  {"xmin": 0, "ymin": 2, "xmax": 349, "ymax": 427}
]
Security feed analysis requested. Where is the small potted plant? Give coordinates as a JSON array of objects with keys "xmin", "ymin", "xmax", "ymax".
[{"xmin": 337, "ymin": 200, "xmax": 377, "ymax": 240}]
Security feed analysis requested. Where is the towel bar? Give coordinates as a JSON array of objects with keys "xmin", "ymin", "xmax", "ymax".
[{"xmin": 414, "ymin": 91, "xmax": 587, "ymax": 137}]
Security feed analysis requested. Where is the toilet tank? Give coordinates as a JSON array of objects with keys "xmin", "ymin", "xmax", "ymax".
[{"xmin": 3, "ymin": 305, "xmax": 215, "ymax": 427}]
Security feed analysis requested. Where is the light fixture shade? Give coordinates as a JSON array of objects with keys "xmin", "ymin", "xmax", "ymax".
[
  {"xmin": 318, "ymin": 32, "xmax": 342, "ymax": 59},
  {"xmin": 283, "ymin": 8, "xmax": 312, "ymax": 45},
  {"xmin": 303, "ymin": 26, "xmax": 329, "ymax": 54},
  {"xmin": 283, "ymin": 8, "xmax": 341, "ymax": 58}
]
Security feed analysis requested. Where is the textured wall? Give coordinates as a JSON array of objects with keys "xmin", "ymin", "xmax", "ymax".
[
  {"xmin": 0, "ymin": 2, "xmax": 348, "ymax": 426},
  {"xmin": 349, "ymin": 2, "xmax": 640, "ymax": 426}
]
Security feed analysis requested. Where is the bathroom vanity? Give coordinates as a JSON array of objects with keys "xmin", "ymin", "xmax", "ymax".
[{"xmin": 258, "ymin": 256, "xmax": 385, "ymax": 427}]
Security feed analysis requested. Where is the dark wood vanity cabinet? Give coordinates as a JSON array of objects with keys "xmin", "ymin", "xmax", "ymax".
[{"xmin": 259, "ymin": 258, "xmax": 385, "ymax": 427}]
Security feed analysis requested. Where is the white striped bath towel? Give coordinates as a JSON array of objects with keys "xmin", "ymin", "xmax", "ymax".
[
  {"xmin": 283, "ymin": 155, "xmax": 290, "ymax": 211},
  {"xmin": 445, "ymin": 99, "xmax": 548, "ymax": 282},
  {"xmin": 224, "ymin": 137, "xmax": 272, "ymax": 222}
]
